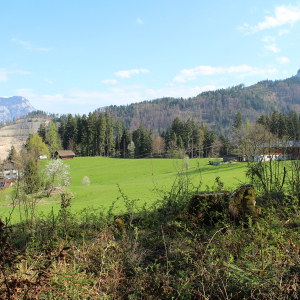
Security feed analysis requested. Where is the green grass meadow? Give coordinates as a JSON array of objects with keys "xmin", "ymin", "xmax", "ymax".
[{"xmin": 0, "ymin": 157, "xmax": 248, "ymax": 221}]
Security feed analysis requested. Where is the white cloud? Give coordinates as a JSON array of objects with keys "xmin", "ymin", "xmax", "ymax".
[
  {"xmin": 173, "ymin": 66, "xmax": 226, "ymax": 82},
  {"xmin": 14, "ymin": 88, "xmax": 144, "ymax": 114},
  {"xmin": 101, "ymin": 79, "xmax": 118, "ymax": 85},
  {"xmin": 137, "ymin": 18, "xmax": 143, "ymax": 24},
  {"xmin": 277, "ymin": 56, "xmax": 290, "ymax": 64},
  {"xmin": 0, "ymin": 70, "xmax": 9, "ymax": 82},
  {"xmin": 263, "ymin": 44, "xmax": 281, "ymax": 53},
  {"xmin": 108, "ymin": 85, "xmax": 145, "ymax": 92},
  {"xmin": 114, "ymin": 68, "xmax": 149, "ymax": 78},
  {"xmin": 0, "ymin": 69, "xmax": 32, "ymax": 82},
  {"xmin": 13, "ymin": 70, "xmax": 32, "ymax": 75},
  {"xmin": 37, "ymin": 48, "xmax": 52, "ymax": 51},
  {"xmin": 173, "ymin": 64, "xmax": 277, "ymax": 82},
  {"xmin": 239, "ymin": 5, "xmax": 300, "ymax": 33},
  {"xmin": 145, "ymin": 85, "xmax": 225, "ymax": 99},
  {"xmin": 44, "ymin": 79, "xmax": 54, "ymax": 84},
  {"xmin": 278, "ymin": 29, "xmax": 290, "ymax": 35},
  {"xmin": 261, "ymin": 36, "xmax": 276, "ymax": 42},
  {"xmin": 14, "ymin": 83, "xmax": 226, "ymax": 115},
  {"xmin": 11, "ymin": 38, "xmax": 51, "ymax": 51},
  {"xmin": 11, "ymin": 38, "xmax": 31, "ymax": 49},
  {"xmin": 227, "ymin": 65, "xmax": 254, "ymax": 74}
]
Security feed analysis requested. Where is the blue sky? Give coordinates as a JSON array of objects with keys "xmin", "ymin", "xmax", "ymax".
[{"xmin": 1, "ymin": 0, "xmax": 300, "ymax": 114}]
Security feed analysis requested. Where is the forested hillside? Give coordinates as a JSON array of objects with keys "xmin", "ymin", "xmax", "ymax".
[{"xmin": 97, "ymin": 76, "xmax": 300, "ymax": 137}]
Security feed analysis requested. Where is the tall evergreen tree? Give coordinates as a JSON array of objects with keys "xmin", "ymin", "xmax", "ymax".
[
  {"xmin": 120, "ymin": 128, "xmax": 132, "ymax": 158},
  {"xmin": 86, "ymin": 112, "xmax": 97, "ymax": 156},
  {"xmin": 233, "ymin": 112, "xmax": 242, "ymax": 131},
  {"xmin": 80, "ymin": 114, "xmax": 88, "ymax": 156},
  {"xmin": 115, "ymin": 118, "xmax": 123, "ymax": 155},
  {"xmin": 37, "ymin": 123, "xmax": 46, "ymax": 142},
  {"xmin": 97, "ymin": 113, "xmax": 106, "ymax": 156},
  {"xmin": 58, "ymin": 119, "xmax": 66, "ymax": 147},
  {"xmin": 105, "ymin": 111, "xmax": 114, "ymax": 156}
]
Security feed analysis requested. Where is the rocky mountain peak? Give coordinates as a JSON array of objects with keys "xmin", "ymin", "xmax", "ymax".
[{"xmin": 0, "ymin": 96, "xmax": 35, "ymax": 122}]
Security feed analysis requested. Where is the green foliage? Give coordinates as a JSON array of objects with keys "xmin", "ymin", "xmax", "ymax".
[
  {"xmin": 24, "ymin": 157, "xmax": 41, "ymax": 194},
  {"xmin": 233, "ymin": 111, "xmax": 242, "ymax": 131},
  {"xmin": 3, "ymin": 166, "xmax": 300, "ymax": 298},
  {"xmin": 229, "ymin": 184, "xmax": 259, "ymax": 223},
  {"xmin": 27, "ymin": 133, "xmax": 50, "ymax": 159},
  {"xmin": 7, "ymin": 145, "xmax": 16, "ymax": 160},
  {"xmin": 47, "ymin": 121, "xmax": 61, "ymax": 158},
  {"xmin": 1, "ymin": 157, "xmax": 248, "ymax": 222}
]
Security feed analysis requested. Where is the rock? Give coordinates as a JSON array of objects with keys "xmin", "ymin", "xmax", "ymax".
[
  {"xmin": 229, "ymin": 184, "xmax": 259, "ymax": 223},
  {"xmin": 0, "ymin": 96, "xmax": 35, "ymax": 122},
  {"xmin": 176, "ymin": 191, "xmax": 230, "ymax": 226}
]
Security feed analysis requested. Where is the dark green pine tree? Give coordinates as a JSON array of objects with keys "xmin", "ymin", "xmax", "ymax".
[
  {"xmin": 80, "ymin": 114, "xmax": 88, "ymax": 156},
  {"xmin": 64, "ymin": 114, "xmax": 77, "ymax": 150},
  {"xmin": 37, "ymin": 123, "xmax": 47, "ymax": 142},
  {"xmin": 120, "ymin": 128, "xmax": 132, "ymax": 158},
  {"xmin": 219, "ymin": 135, "xmax": 233, "ymax": 156},
  {"xmin": 148, "ymin": 129, "xmax": 155, "ymax": 155},
  {"xmin": 132, "ymin": 124, "xmax": 149, "ymax": 157},
  {"xmin": 288, "ymin": 110, "xmax": 299, "ymax": 141},
  {"xmin": 86, "ymin": 112, "xmax": 97, "ymax": 156},
  {"xmin": 97, "ymin": 113, "xmax": 106, "ymax": 156},
  {"xmin": 58, "ymin": 119, "xmax": 66, "ymax": 147},
  {"xmin": 170, "ymin": 117, "xmax": 184, "ymax": 139},
  {"xmin": 270, "ymin": 110, "xmax": 279, "ymax": 135},
  {"xmin": 7, "ymin": 146, "xmax": 16, "ymax": 161},
  {"xmin": 177, "ymin": 135, "xmax": 184, "ymax": 150},
  {"xmin": 278, "ymin": 112, "xmax": 287, "ymax": 139},
  {"xmin": 233, "ymin": 112, "xmax": 242, "ymax": 131},
  {"xmin": 115, "ymin": 118, "xmax": 123, "ymax": 156},
  {"xmin": 105, "ymin": 111, "xmax": 114, "ymax": 157}
]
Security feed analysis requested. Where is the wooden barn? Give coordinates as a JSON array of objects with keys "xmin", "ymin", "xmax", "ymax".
[{"xmin": 56, "ymin": 150, "xmax": 75, "ymax": 160}]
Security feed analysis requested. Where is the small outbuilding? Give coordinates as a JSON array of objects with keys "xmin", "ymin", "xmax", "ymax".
[
  {"xmin": 56, "ymin": 150, "xmax": 76, "ymax": 160},
  {"xmin": 223, "ymin": 153, "xmax": 247, "ymax": 162}
]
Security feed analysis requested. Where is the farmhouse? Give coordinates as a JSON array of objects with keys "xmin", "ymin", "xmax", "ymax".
[
  {"xmin": 223, "ymin": 153, "xmax": 247, "ymax": 162},
  {"xmin": 253, "ymin": 153, "xmax": 291, "ymax": 162},
  {"xmin": 0, "ymin": 160, "xmax": 18, "ymax": 189},
  {"xmin": 56, "ymin": 150, "xmax": 75, "ymax": 160}
]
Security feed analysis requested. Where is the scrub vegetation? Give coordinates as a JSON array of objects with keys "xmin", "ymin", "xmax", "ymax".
[{"xmin": 1, "ymin": 155, "xmax": 300, "ymax": 299}]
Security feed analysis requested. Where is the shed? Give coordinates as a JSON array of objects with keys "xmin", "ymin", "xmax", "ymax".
[
  {"xmin": 56, "ymin": 150, "xmax": 75, "ymax": 160},
  {"xmin": 223, "ymin": 153, "xmax": 247, "ymax": 162}
]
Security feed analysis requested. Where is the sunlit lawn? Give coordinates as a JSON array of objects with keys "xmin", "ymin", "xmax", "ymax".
[{"xmin": 0, "ymin": 157, "xmax": 248, "ymax": 222}]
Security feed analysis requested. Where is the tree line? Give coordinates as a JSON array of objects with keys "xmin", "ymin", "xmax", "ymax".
[{"xmin": 36, "ymin": 111, "xmax": 233, "ymax": 159}]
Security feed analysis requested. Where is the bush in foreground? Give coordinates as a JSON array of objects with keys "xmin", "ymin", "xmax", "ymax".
[{"xmin": 2, "ymin": 175, "xmax": 300, "ymax": 299}]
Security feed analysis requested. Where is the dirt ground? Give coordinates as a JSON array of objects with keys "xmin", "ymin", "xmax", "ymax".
[
  {"xmin": 0, "ymin": 136, "xmax": 27, "ymax": 161},
  {"xmin": 0, "ymin": 118, "xmax": 51, "ymax": 161}
]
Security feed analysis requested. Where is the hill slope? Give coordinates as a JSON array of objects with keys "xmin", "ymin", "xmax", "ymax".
[
  {"xmin": 0, "ymin": 117, "xmax": 52, "ymax": 161},
  {"xmin": 0, "ymin": 96, "xmax": 35, "ymax": 122},
  {"xmin": 98, "ymin": 76, "xmax": 300, "ymax": 137}
]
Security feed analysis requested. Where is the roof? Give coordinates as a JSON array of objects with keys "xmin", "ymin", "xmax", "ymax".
[{"xmin": 56, "ymin": 150, "xmax": 75, "ymax": 157}]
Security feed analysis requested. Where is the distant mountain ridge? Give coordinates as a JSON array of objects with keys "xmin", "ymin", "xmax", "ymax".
[
  {"xmin": 98, "ymin": 71, "xmax": 300, "ymax": 137},
  {"xmin": 0, "ymin": 96, "xmax": 35, "ymax": 122}
]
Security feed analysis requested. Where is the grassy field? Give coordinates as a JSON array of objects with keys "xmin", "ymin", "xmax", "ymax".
[{"xmin": 0, "ymin": 157, "xmax": 248, "ymax": 221}]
